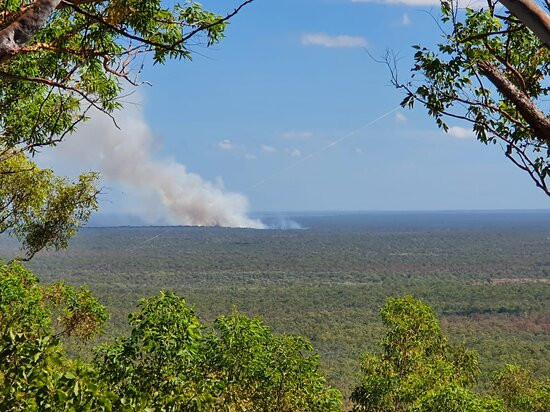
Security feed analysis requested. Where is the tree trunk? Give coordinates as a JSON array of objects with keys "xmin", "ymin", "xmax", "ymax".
[
  {"xmin": 499, "ymin": 0, "xmax": 550, "ymax": 47},
  {"xmin": 478, "ymin": 60, "xmax": 550, "ymax": 145},
  {"xmin": 0, "ymin": 0, "xmax": 62, "ymax": 64}
]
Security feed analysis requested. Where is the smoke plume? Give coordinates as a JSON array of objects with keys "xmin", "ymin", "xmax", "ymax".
[
  {"xmin": 268, "ymin": 216, "xmax": 305, "ymax": 230},
  {"xmin": 39, "ymin": 101, "xmax": 265, "ymax": 229}
]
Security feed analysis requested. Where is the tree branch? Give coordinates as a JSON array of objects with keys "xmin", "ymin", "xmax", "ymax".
[
  {"xmin": 499, "ymin": 0, "xmax": 550, "ymax": 47},
  {"xmin": 0, "ymin": 0, "xmax": 63, "ymax": 64},
  {"xmin": 0, "ymin": 70, "xmax": 121, "ymax": 128},
  {"xmin": 477, "ymin": 60, "xmax": 550, "ymax": 145},
  {"xmin": 177, "ymin": 0, "xmax": 255, "ymax": 45}
]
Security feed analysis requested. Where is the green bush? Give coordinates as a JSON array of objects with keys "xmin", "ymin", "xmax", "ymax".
[
  {"xmin": 351, "ymin": 295, "xmax": 548, "ymax": 412},
  {"xmin": 0, "ymin": 263, "xmax": 341, "ymax": 411}
]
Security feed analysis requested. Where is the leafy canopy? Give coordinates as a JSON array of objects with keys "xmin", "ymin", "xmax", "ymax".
[
  {"xmin": 351, "ymin": 295, "xmax": 501, "ymax": 411},
  {"xmin": 0, "ymin": 152, "xmax": 98, "ymax": 260},
  {"xmin": 351, "ymin": 295, "xmax": 550, "ymax": 412},
  {"xmin": 95, "ymin": 291, "xmax": 343, "ymax": 411},
  {"xmin": 493, "ymin": 364, "xmax": 550, "ymax": 412},
  {"xmin": 0, "ymin": 262, "xmax": 111, "ymax": 410},
  {"xmin": 0, "ymin": 263, "xmax": 342, "ymax": 411}
]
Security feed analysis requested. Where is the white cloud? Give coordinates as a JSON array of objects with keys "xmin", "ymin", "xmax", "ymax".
[
  {"xmin": 301, "ymin": 33, "xmax": 367, "ymax": 48},
  {"xmin": 355, "ymin": 148, "xmax": 364, "ymax": 155},
  {"xmin": 351, "ymin": 0, "xmax": 483, "ymax": 7},
  {"xmin": 244, "ymin": 153, "xmax": 257, "ymax": 160},
  {"xmin": 447, "ymin": 126, "xmax": 475, "ymax": 139},
  {"xmin": 401, "ymin": 13, "xmax": 411, "ymax": 26},
  {"xmin": 261, "ymin": 144, "xmax": 277, "ymax": 153},
  {"xmin": 395, "ymin": 112, "xmax": 407, "ymax": 123},
  {"xmin": 282, "ymin": 130, "xmax": 313, "ymax": 140},
  {"xmin": 216, "ymin": 139, "xmax": 235, "ymax": 150},
  {"xmin": 287, "ymin": 148, "xmax": 302, "ymax": 157}
]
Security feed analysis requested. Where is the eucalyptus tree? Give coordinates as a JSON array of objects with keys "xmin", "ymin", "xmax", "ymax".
[
  {"xmin": 95, "ymin": 292, "xmax": 343, "ymax": 411},
  {"xmin": 393, "ymin": 0, "xmax": 550, "ymax": 195},
  {"xmin": 0, "ymin": 262, "xmax": 111, "ymax": 410},
  {"xmin": 0, "ymin": 0, "xmax": 253, "ymax": 259},
  {"xmin": 493, "ymin": 364, "xmax": 550, "ymax": 412},
  {"xmin": 0, "ymin": 261, "xmax": 343, "ymax": 411},
  {"xmin": 351, "ymin": 295, "xmax": 502, "ymax": 411},
  {"xmin": 351, "ymin": 295, "xmax": 550, "ymax": 411}
]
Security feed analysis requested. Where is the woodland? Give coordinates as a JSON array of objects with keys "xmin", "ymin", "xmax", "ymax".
[{"xmin": 1, "ymin": 213, "xmax": 549, "ymax": 410}]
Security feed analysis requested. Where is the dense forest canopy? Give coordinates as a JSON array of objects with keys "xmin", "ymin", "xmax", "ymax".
[
  {"xmin": 0, "ymin": 262, "xmax": 343, "ymax": 410},
  {"xmin": 1, "ymin": 261, "xmax": 548, "ymax": 410}
]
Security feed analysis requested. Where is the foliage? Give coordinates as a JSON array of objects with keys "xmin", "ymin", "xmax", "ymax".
[
  {"xmin": 13, "ymin": 213, "xmax": 550, "ymax": 394},
  {"xmin": 351, "ymin": 294, "xmax": 550, "ymax": 411},
  {"xmin": 208, "ymin": 312, "xmax": 342, "ymax": 411},
  {"xmin": 0, "ymin": 0, "xmax": 249, "ymax": 153},
  {"xmin": 492, "ymin": 364, "xmax": 550, "ymax": 412},
  {"xmin": 0, "ymin": 261, "xmax": 108, "ymax": 340},
  {"xmin": 350, "ymin": 295, "xmax": 502, "ymax": 411},
  {"xmin": 0, "ymin": 254, "xmax": 548, "ymax": 411},
  {"xmin": 0, "ymin": 152, "xmax": 99, "ymax": 260},
  {"xmin": 95, "ymin": 291, "xmax": 342, "ymax": 411},
  {"xmin": 0, "ymin": 262, "xmax": 112, "ymax": 410},
  {"xmin": 94, "ymin": 291, "xmax": 213, "ymax": 410},
  {"xmin": 0, "ymin": 0, "xmax": 252, "ymax": 257},
  {"xmin": 0, "ymin": 262, "xmax": 341, "ymax": 411},
  {"xmin": 395, "ymin": 0, "xmax": 550, "ymax": 195}
]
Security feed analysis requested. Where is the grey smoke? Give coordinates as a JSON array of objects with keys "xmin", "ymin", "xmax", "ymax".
[
  {"xmin": 38, "ymin": 102, "xmax": 265, "ymax": 229},
  {"xmin": 268, "ymin": 216, "xmax": 305, "ymax": 230}
]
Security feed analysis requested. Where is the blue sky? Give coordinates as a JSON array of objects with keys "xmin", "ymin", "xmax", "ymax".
[{"xmin": 43, "ymin": 0, "xmax": 549, "ymax": 224}]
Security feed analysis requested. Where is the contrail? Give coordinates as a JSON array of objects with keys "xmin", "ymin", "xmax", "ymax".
[{"xmin": 250, "ymin": 106, "xmax": 401, "ymax": 189}]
